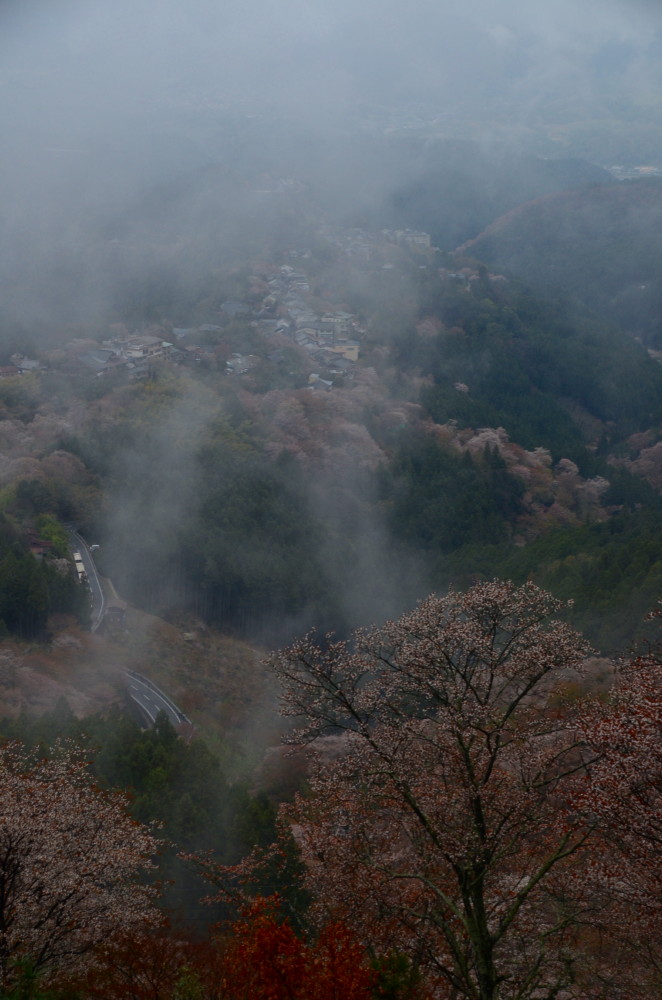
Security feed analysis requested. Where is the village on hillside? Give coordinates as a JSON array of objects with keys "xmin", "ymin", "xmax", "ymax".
[{"xmin": 2, "ymin": 223, "xmax": 506, "ymax": 393}]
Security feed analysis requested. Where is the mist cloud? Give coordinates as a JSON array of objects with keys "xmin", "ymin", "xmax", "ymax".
[
  {"xmin": 2, "ymin": 2, "xmax": 661, "ymax": 127},
  {"xmin": 0, "ymin": 0, "xmax": 660, "ymax": 645},
  {"xmin": 1, "ymin": 0, "xmax": 661, "ymax": 329}
]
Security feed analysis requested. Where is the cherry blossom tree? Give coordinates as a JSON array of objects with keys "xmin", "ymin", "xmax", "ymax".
[
  {"xmin": 579, "ymin": 651, "xmax": 660, "ymax": 885},
  {"xmin": 573, "ymin": 648, "xmax": 662, "ymax": 998},
  {"xmin": 271, "ymin": 581, "xmax": 597, "ymax": 1000},
  {"xmin": 0, "ymin": 742, "xmax": 159, "ymax": 989}
]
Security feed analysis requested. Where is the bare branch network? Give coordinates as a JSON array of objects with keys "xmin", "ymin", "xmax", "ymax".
[
  {"xmin": 0, "ymin": 741, "xmax": 160, "ymax": 989},
  {"xmin": 265, "ymin": 581, "xmax": 660, "ymax": 1000}
]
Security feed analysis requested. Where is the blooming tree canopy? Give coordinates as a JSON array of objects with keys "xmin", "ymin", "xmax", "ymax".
[
  {"xmin": 271, "ymin": 581, "xmax": 597, "ymax": 1000},
  {"xmin": 574, "ymin": 648, "xmax": 662, "ymax": 997},
  {"xmin": 0, "ymin": 742, "xmax": 159, "ymax": 988}
]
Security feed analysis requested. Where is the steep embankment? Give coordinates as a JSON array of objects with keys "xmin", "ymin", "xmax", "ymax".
[{"xmin": 0, "ymin": 601, "xmax": 277, "ymax": 776}]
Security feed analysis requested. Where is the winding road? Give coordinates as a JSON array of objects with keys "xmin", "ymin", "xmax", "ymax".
[
  {"xmin": 68, "ymin": 529, "xmax": 106, "ymax": 631},
  {"xmin": 69, "ymin": 531, "xmax": 191, "ymax": 731}
]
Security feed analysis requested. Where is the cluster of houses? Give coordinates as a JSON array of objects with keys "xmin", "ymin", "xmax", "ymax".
[
  {"xmin": 70, "ymin": 331, "xmax": 176, "ymax": 380},
  {"xmin": 3, "ymin": 223, "xmax": 439, "ymax": 390},
  {"xmin": 438, "ymin": 267, "xmax": 508, "ymax": 288},
  {"xmin": 61, "ymin": 326, "xmax": 245, "ymax": 381},
  {"xmin": 252, "ymin": 264, "xmax": 361, "ymax": 388},
  {"xmin": 0, "ymin": 354, "xmax": 44, "ymax": 378},
  {"xmin": 382, "ymin": 228, "xmax": 432, "ymax": 250},
  {"xmin": 318, "ymin": 225, "xmax": 435, "ymax": 265},
  {"xmin": 49, "ymin": 260, "xmax": 363, "ymax": 389}
]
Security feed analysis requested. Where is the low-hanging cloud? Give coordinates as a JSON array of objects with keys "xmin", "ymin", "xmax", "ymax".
[
  {"xmin": 0, "ymin": 0, "xmax": 660, "ymax": 331},
  {"xmin": 0, "ymin": 0, "xmax": 659, "ymax": 351}
]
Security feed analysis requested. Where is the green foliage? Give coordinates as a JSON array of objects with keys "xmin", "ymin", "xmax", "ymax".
[
  {"xmin": 0, "ymin": 706, "xmax": 295, "ymax": 930},
  {"xmin": 173, "ymin": 968, "xmax": 205, "ymax": 1000},
  {"xmin": 0, "ymin": 550, "xmax": 49, "ymax": 638},
  {"xmin": 34, "ymin": 211, "xmax": 661, "ymax": 653},
  {"xmin": 0, "ymin": 512, "xmax": 91, "ymax": 638},
  {"xmin": 402, "ymin": 272, "xmax": 662, "ymax": 462},
  {"xmin": 371, "ymin": 952, "xmax": 423, "ymax": 1000},
  {"xmin": 386, "ymin": 138, "xmax": 610, "ymax": 250},
  {"xmin": 440, "ymin": 505, "xmax": 662, "ymax": 652},
  {"xmin": 468, "ymin": 177, "xmax": 662, "ymax": 348},
  {"xmin": 0, "ymin": 375, "xmax": 41, "ymax": 422},
  {"xmin": 0, "ymin": 959, "xmax": 80, "ymax": 1000},
  {"xmin": 79, "ymin": 710, "xmax": 249, "ymax": 853},
  {"xmin": 98, "ymin": 411, "xmax": 334, "ymax": 641},
  {"xmin": 13, "ymin": 481, "xmax": 59, "ymax": 518},
  {"xmin": 12, "ymin": 476, "xmax": 100, "ymax": 531},
  {"xmin": 33, "ymin": 516, "xmax": 69, "ymax": 558},
  {"xmin": 195, "ymin": 461, "xmax": 328, "ymax": 624},
  {"xmin": 382, "ymin": 432, "xmax": 524, "ymax": 555}
]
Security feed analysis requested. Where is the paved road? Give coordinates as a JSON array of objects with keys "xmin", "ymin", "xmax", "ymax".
[
  {"xmin": 127, "ymin": 670, "xmax": 192, "ymax": 729},
  {"xmin": 69, "ymin": 530, "xmax": 106, "ymax": 631},
  {"xmin": 67, "ymin": 532, "xmax": 191, "ymax": 732}
]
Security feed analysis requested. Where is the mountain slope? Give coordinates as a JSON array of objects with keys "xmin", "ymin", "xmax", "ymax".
[{"xmin": 458, "ymin": 177, "xmax": 662, "ymax": 347}]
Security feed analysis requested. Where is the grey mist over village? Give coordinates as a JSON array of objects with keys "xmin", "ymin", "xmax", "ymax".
[{"xmin": 0, "ymin": 2, "xmax": 659, "ymax": 998}]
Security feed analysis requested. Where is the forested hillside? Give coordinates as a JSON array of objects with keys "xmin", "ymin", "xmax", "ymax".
[
  {"xmin": 0, "ymin": 212, "xmax": 659, "ymax": 652},
  {"xmin": 384, "ymin": 140, "xmax": 611, "ymax": 249},
  {"xmin": 460, "ymin": 177, "xmax": 662, "ymax": 347},
  {"xmin": 0, "ymin": 583, "xmax": 658, "ymax": 998}
]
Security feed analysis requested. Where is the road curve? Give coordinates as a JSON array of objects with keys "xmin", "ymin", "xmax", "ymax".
[
  {"xmin": 67, "ymin": 532, "xmax": 191, "ymax": 732},
  {"xmin": 127, "ymin": 670, "xmax": 192, "ymax": 730}
]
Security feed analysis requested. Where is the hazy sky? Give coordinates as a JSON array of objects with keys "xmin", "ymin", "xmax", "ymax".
[
  {"xmin": 1, "ymin": 0, "xmax": 660, "ymax": 194},
  {"xmin": 2, "ymin": 0, "xmax": 661, "ymax": 122},
  {"xmin": 1, "ymin": 0, "xmax": 662, "ymax": 330}
]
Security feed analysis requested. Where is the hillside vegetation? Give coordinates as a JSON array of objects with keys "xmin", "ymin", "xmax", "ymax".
[{"xmin": 460, "ymin": 177, "xmax": 662, "ymax": 347}]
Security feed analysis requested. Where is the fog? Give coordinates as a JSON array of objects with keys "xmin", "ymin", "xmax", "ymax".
[
  {"xmin": 2, "ymin": 0, "xmax": 661, "ymax": 328},
  {"xmin": 3, "ymin": 1, "xmax": 661, "ymax": 211},
  {"xmin": 3, "ymin": 1, "xmax": 660, "ymax": 115},
  {"xmin": 2, "ymin": 0, "xmax": 662, "ymax": 643}
]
